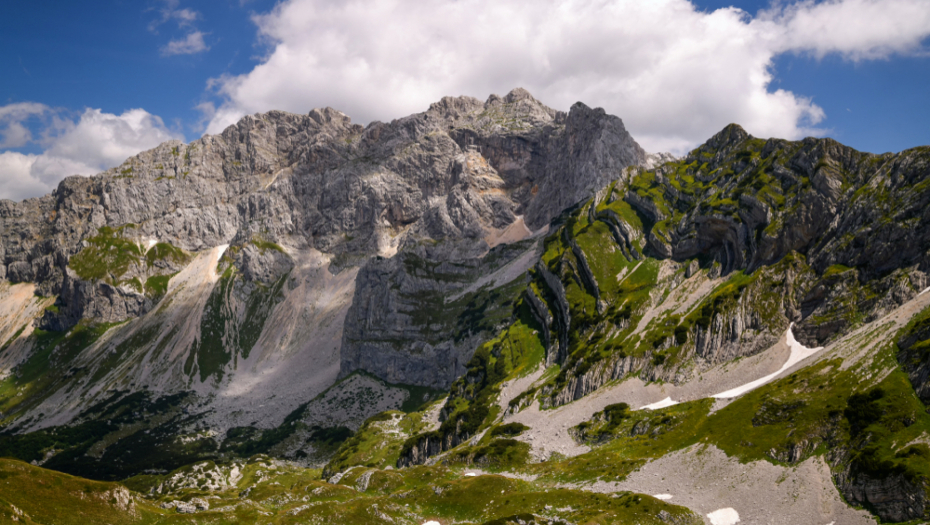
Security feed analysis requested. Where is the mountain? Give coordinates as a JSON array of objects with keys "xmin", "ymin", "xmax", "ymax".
[
  {"xmin": 0, "ymin": 88, "xmax": 645, "ymax": 470},
  {"xmin": 1, "ymin": 89, "xmax": 930, "ymax": 524}
]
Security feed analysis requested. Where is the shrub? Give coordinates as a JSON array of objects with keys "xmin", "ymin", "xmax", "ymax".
[{"xmin": 490, "ymin": 423, "xmax": 529, "ymax": 437}]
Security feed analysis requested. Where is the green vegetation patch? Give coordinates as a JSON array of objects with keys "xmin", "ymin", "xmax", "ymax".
[
  {"xmin": 250, "ymin": 237, "xmax": 286, "ymax": 255},
  {"xmin": 69, "ymin": 226, "xmax": 144, "ymax": 283},
  {"xmin": 449, "ymin": 438, "xmax": 531, "ymax": 469},
  {"xmin": 69, "ymin": 227, "xmax": 190, "ymax": 299},
  {"xmin": 401, "ymin": 308, "xmax": 545, "ymax": 465},
  {"xmin": 490, "ymin": 422, "xmax": 529, "ymax": 438},
  {"xmin": 0, "ymin": 389, "xmax": 212, "ymax": 481},
  {"xmin": 0, "ymin": 459, "xmax": 143, "ymax": 524},
  {"xmin": 0, "ymin": 322, "xmax": 122, "ymax": 420},
  {"xmin": 145, "ymin": 242, "xmax": 190, "ymax": 268},
  {"xmin": 325, "ymin": 406, "xmax": 441, "ymax": 477},
  {"xmin": 823, "ymin": 263, "xmax": 854, "ymax": 279},
  {"xmin": 144, "ymin": 274, "xmax": 173, "ymax": 300}
]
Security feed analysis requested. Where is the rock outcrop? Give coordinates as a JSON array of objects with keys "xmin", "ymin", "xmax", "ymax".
[
  {"xmin": 897, "ymin": 310, "xmax": 930, "ymax": 404},
  {"xmin": 835, "ymin": 463, "xmax": 928, "ymax": 522},
  {"xmin": 38, "ymin": 268, "xmax": 151, "ymax": 332},
  {"xmin": 341, "ymin": 239, "xmax": 539, "ymax": 388},
  {"xmin": 624, "ymin": 125, "xmax": 930, "ymax": 282}
]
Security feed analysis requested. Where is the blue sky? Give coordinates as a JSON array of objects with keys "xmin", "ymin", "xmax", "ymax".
[
  {"xmin": 1, "ymin": 0, "xmax": 929, "ymax": 200},
  {"xmin": 1, "ymin": 1, "xmax": 278, "ymax": 150}
]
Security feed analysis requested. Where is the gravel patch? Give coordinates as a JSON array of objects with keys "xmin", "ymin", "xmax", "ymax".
[
  {"xmin": 497, "ymin": 365, "xmax": 545, "ymax": 413},
  {"xmin": 202, "ymin": 247, "xmax": 358, "ymax": 431},
  {"xmin": 0, "ymin": 282, "xmax": 52, "ymax": 377},
  {"xmin": 581, "ymin": 444, "xmax": 875, "ymax": 525}
]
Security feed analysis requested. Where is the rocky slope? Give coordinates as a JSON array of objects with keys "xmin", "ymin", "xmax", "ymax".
[{"xmin": 341, "ymin": 237, "xmax": 541, "ymax": 388}]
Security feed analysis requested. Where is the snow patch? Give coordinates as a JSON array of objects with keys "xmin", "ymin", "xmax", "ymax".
[
  {"xmin": 707, "ymin": 508, "xmax": 740, "ymax": 525},
  {"xmin": 921, "ymin": 286, "xmax": 930, "ymax": 296},
  {"xmin": 634, "ymin": 324, "xmax": 824, "ymax": 411},
  {"xmin": 422, "ymin": 521, "xmax": 441, "ymax": 525},
  {"xmin": 640, "ymin": 397, "xmax": 678, "ymax": 410},
  {"xmin": 652, "ymin": 493, "xmax": 673, "ymax": 500},
  {"xmin": 211, "ymin": 244, "xmax": 230, "ymax": 282},
  {"xmin": 464, "ymin": 472, "xmax": 477, "ymax": 477},
  {"xmin": 712, "ymin": 324, "xmax": 822, "ymax": 399}
]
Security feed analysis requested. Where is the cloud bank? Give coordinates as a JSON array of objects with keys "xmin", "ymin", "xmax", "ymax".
[
  {"xmin": 205, "ymin": 0, "xmax": 930, "ymax": 154},
  {"xmin": 0, "ymin": 107, "xmax": 181, "ymax": 201}
]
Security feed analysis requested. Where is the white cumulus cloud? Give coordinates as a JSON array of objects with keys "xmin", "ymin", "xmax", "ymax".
[
  {"xmin": 0, "ymin": 102, "xmax": 50, "ymax": 148},
  {"xmin": 150, "ymin": 0, "xmax": 209, "ymax": 56},
  {"xmin": 149, "ymin": 0, "xmax": 201, "ymax": 32},
  {"xmin": 0, "ymin": 106, "xmax": 182, "ymax": 201},
  {"xmin": 762, "ymin": 0, "xmax": 930, "ymax": 60},
  {"xmin": 204, "ymin": 0, "xmax": 930, "ymax": 153},
  {"xmin": 0, "ymin": 152, "xmax": 47, "ymax": 202},
  {"xmin": 162, "ymin": 31, "xmax": 210, "ymax": 56}
]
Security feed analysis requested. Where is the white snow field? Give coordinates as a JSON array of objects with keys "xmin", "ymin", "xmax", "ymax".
[
  {"xmin": 707, "ymin": 507, "xmax": 740, "ymax": 525},
  {"xmin": 712, "ymin": 323, "xmax": 823, "ymax": 399},
  {"xmin": 637, "ymin": 323, "xmax": 824, "ymax": 410},
  {"xmin": 641, "ymin": 396, "xmax": 679, "ymax": 410}
]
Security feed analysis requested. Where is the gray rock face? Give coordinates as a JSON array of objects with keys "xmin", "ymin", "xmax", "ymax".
[
  {"xmin": 535, "ymin": 260, "xmax": 571, "ymax": 364},
  {"xmin": 449, "ymin": 92, "xmax": 646, "ymax": 232},
  {"xmin": 836, "ymin": 467, "xmax": 928, "ymax": 522},
  {"xmin": 0, "ymin": 89, "xmax": 645, "ymax": 339},
  {"xmin": 397, "ymin": 434, "xmax": 445, "ymax": 469},
  {"xmin": 897, "ymin": 313, "xmax": 930, "ymax": 404},
  {"xmin": 38, "ymin": 268, "xmax": 151, "ymax": 332},
  {"xmin": 523, "ymin": 286, "xmax": 554, "ymax": 361},
  {"xmin": 597, "ymin": 207, "xmax": 643, "ymax": 261},
  {"xmin": 233, "ymin": 243, "xmax": 295, "ymax": 285},
  {"xmin": 341, "ymin": 239, "xmax": 537, "ymax": 388}
]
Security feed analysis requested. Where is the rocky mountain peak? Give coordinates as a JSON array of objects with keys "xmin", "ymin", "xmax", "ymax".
[
  {"xmin": 712, "ymin": 122, "xmax": 750, "ymax": 145},
  {"xmin": 427, "ymin": 95, "xmax": 486, "ymax": 122},
  {"xmin": 687, "ymin": 122, "xmax": 751, "ymax": 161},
  {"xmin": 501, "ymin": 86, "xmax": 535, "ymax": 103},
  {"xmin": 307, "ymin": 106, "xmax": 353, "ymax": 127}
]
